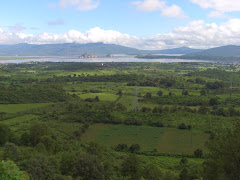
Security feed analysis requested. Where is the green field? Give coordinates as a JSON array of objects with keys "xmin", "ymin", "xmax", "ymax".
[
  {"xmin": 79, "ymin": 93, "xmax": 119, "ymax": 102},
  {"xmin": 0, "ymin": 103, "xmax": 51, "ymax": 113},
  {"xmin": 81, "ymin": 124, "xmax": 209, "ymax": 154}
]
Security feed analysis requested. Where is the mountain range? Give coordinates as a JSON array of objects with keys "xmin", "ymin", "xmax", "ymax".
[
  {"xmin": 0, "ymin": 43, "xmax": 239, "ymax": 62},
  {"xmin": 0, "ymin": 43, "xmax": 202, "ymax": 56}
]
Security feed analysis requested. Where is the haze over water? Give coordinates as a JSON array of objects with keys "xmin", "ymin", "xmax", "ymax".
[{"xmin": 0, "ymin": 56, "xmax": 209, "ymax": 64}]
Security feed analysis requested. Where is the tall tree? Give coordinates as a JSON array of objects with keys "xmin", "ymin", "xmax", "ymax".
[{"xmin": 204, "ymin": 123, "xmax": 240, "ymax": 180}]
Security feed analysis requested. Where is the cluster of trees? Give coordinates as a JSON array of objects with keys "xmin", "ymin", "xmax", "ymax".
[
  {"xmin": 0, "ymin": 85, "xmax": 69, "ymax": 104},
  {"xmin": 115, "ymin": 143, "xmax": 141, "ymax": 153},
  {"xmin": 44, "ymin": 73, "xmax": 140, "ymax": 83}
]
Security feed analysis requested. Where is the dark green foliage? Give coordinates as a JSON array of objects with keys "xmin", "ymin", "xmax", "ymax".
[
  {"xmin": 3, "ymin": 143, "xmax": 20, "ymax": 162},
  {"xmin": 194, "ymin": 148, "xmax": 203, "ymax": 158},
  {"xmin": 129, "ymin": 144, "xmax": 141, "ymax": 153},
  {"xmin": 0, "ymin": 85, "xmax": 68, "ymax": 104},
  {"xmin": 145, "ymin": 92, "xmax": 152, "ymax": 98},
  {"xmin": 142, "ymin": 107, "xmax": 152, "ymax": 112},
  {"xmin": 117, "ymin": 89, "xmax": 122, "ymax": 95},
  {"xmin": 39, "ymin": 136, "xmax": 56, "ymax": 154},
  {"xmin": 116, "ymin": 144, "xmax": 128, "ymax": 151},
  {"xmin": 60, "ymin": 152, "xmax": 77, "ymax": 176},
  {"xmin": 143, "ymin": 164, "xmax": 163, "ymax": 180},
  {"xmin": 157, "ymin": 90, "xmax": 163, "ymax": 96},
  {"xmin": 121, "ymin": 154, "xmax": 141, "ymax": 180},
  {"xmin": 20, "ymin": 132, "xmax": 30, "ymax": 146},
  {"xmin": 0, "ymin": 124, "xmax": 11, "ymax": 146},
  {"xmin": 206, "ymin": 81, "xmax": 225, "ymax": 89},
  {"xmin": 178, "ymin": 123, "xmax": 187, "ymax": 130},
  {"xmin": 204, "ymin": 123, "xmax": 240, "ymax": 180},
  {"xmin": 73, "ymin": 154, "xmax": 105, "ymax": 180},
  {"xmin": 29, "ymin": 123, "xmax": 49, "ymax": 146},
  {"xmin": 198, "ymin": 105, "xmax": 209, "ymax": 114},
  {"xmin": 182, "ymin": 90, "xmax": 189, "ymax": 95},
  {"xmin": 209, "ymin": 98, "xmax": 219, "ymax": 106},
  {"xmin": 25, "ymin": 154, "xmax": 58, "ymax": 180},
  {"xmin": 180, "ymin": 157, "xmax": 188, "ymax": 166}
]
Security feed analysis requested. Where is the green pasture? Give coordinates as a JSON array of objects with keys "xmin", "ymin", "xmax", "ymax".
[
  {"xmin": 0, "ymin": 103, "xmax": 51, "ymax": 113},
  {"xmin": 79, "ymin": 93, "xmax": 119, "ymax": 102},
  {"xmin": 0, "ymin": 114, "xmax": 38, "ymax": 133},
  {"xmin": 141, "ymin": 154, "xmax": 204, "ymax": 171},
  {"xmin": 81, "ymin": 124, "xmax": 209, "ymax": 155}
]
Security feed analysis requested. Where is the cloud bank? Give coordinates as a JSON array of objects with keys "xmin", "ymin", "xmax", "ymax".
[
  {"xmin": 1, "ymin": 19, "xmax": 240, "ymax": 49},
  {"xmin": 190, "ymin": 0, "xmax": 240, "ymax": 17},
  {"xmin": 59, "ymin": 0, "xmax": 99, "ymax": 11},
  {"xmin": 131, "ymin": 0, "xmax": 186, "ymax": 18}
]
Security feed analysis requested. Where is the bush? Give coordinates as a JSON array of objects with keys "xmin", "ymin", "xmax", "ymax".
[
  {"xmin": 179, "ymin": 123, "xmax": 187, "ymax": 129},
  {"xmin": 194, "ymin": 148, "xmax": 203, "ymax": 158}
]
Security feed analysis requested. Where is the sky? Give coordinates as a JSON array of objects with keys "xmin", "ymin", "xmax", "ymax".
[{"xmin": 0, "ymin": 0, "xmax": 240, "ymax": 49}]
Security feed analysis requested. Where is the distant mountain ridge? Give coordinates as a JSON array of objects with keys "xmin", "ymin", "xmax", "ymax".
[
  {"xmin": 137, "ymin": 45, "xmax": 240, "ymax": 62},
  {"xmin": 0, "ymin": 43, "xmax": 202, "ymax": 56},
  {"xmin": 183, "ymin": 45, "xmax": 240, "ymax": 57},
  {"xmin": 148, "ymin": 47, "xmax": 203, "ymax": 55}
]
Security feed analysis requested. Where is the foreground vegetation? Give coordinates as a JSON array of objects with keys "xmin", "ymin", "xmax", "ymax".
[{"xmin": 1, "ymin": 61, "xmax": 240, "ymax": 179}]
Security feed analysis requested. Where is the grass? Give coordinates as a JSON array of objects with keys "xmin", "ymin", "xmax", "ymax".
[
  {"xmin": 141, "ymin": 154, "xmax": 204, "ymax": 171},
  {"xmin": 81, "ymin": 124, "xmax": 209, "ymax": 155},
  {"xmin": 0, "ymin": 114, "xmax": 38, "ymax": 133},
  {"xmin": 79, "ymin": 93, "xmax": 119, "ymax": 102},
  {"xmin": 0, "ymin": 103, "xmax": 52, "ymax": 113}
]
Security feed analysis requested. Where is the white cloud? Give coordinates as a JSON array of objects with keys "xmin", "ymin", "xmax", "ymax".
[
  {"xmin": 59, "ymin": 0, "xmax": 99, "ymax": 11},
  {"xmin": 7, "ymin": 23, "xmax": 26, "ymax": 32},
  {"xmin": 190, "ymin": 0, "xmax": 240, "ymax": 17},
  {"xmin": 132, "ymin": 0, "xmax": 186, "ymax": 18},
  {"xmin": 48, "ymin": 19, "xmax": 65, "ymax": 26},
  {"xmin": 1, "ymin": 19, "xmax": 240, "ymax": 49}
]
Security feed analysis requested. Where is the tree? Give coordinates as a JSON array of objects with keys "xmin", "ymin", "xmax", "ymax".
[
  {"xmin": 29, "ymin": 123, "xmax": 49, "ymax": 146},
  {"xmin": 157, "ymin": 90, "xmax": 163, "ymax": 96},
  {"xmin": 60, "ymin": 152, "xmax": 77, "ymax": 176},
  {"xmin": 182, "ymin": 90, "xmax": 189, "ymax": 95},
  {"xmin": 200, "ymin": 89, "xmax": 207, "ymax": 96},
  {"xmin": 194, "ymin": 148, "xmax": 203, "ymax": 158},
  {"xmin": 178, "ymin": 123, "xmax": 187, "ymax": 130},
  {"xmin": 3, "ymin": 143, "xmax": 19, "ymax": 162},
  {"xmin": 39, "ymin": 135, "xmax": 56, "ymax": 154},
  {"xmin": 180, "ymin": 157, "xmax": 188, "ymax": 166},
  {"xmin": 204, "ymin": 123, "xmax": 240, "ymax": 180},
  {"xmin": 143, "ymin": 164, "xmax": 163, "ymax": 180},
  {"xmin": 198, "ymin": 105, "xmax": 209, "ymax": 114},
  {"xmin": 73, "ymin": 154, "xmax": 104, "ymax": 180},
  {"xmin": 145, "ymin": 92, "xmax": 152, "ymax": 98},
  {"xmin": 209, "ymin": 98, "xmax": 219, "ymax": 106},
  {"xmin": 122, "ymin": 154, "xmax": 141, "ymax": 180},
  {"xmin": 129, "ymin": 144, "xmax": 141, "ymax": 153},
  {"xmin": 0, "ymin": 124, "xmax": 11, "ymax": 146},
  {"xmin": 26, "ymin": 154, "xmax": 57, "ymax": 180},
  {"xmin": 0, "ymin": 160, "xmax": 29, "ymax": 180},
  {"xmin": 169, "ymin": 92, "xmax": 173, "ymax": 96},
  {"xmin": 95, "ymin": 96, "xmax": 100, "ymax": 102},
  {"xmin": 116, "ymin": 144, "xmax": 128, "ymax": 151},
  {"xmin": 117, "ymin": 89, "xmax": 122, "ymax": 95},
  {"xmin": 20, "ymin": 132, "xmax": 30, "ymax": 146}
]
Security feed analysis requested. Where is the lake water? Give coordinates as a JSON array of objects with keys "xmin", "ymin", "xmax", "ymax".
[{"xmin": 0, "ymin": 56, "xmax": 210, "ymax": 63}]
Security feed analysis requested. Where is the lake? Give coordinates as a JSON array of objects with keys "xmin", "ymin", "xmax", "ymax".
[{"xmin": 0, "ymin": 56, "xmax": 210, "ymax": 63}]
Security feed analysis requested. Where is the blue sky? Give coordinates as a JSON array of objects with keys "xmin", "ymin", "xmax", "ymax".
[{"xmin": 1, "ymin": 0, "xmax": 240, "ymax": 49}]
